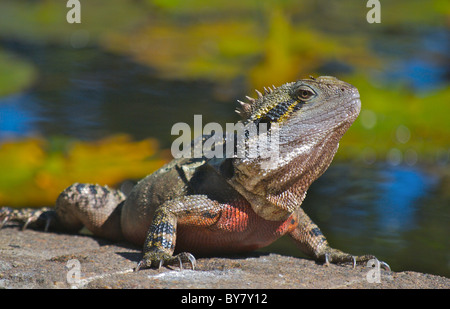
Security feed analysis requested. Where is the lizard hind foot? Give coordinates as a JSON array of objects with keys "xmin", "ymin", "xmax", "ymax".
[
  {"xmin": 0, "ymin": 207, "xmax": 55, "ymax": 231},
  {"xmin": 322, "ymin": 248, "xmax": 390, "ymax": 271},
  {"xmin": 135, "ymin": 250, "xmax": 196, "ymax": 271}
]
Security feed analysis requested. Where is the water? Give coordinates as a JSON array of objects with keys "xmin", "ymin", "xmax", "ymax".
[
  {"xmin": 0, "ymin": 42, "xmax": 237, "ymax": 145},
  {"xmin": 0, "ymin": 33, "xmax": 448, "ymax": 277},
  {"xmin": 370, "ymin": 27, "xmax": 449, "ymax": 92}
]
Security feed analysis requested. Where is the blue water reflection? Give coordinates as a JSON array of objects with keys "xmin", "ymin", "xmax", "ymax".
[
  {"xmin": 0, "ymin": 94, "xmax": 39, "ymax": 137},
  {"xmin": 371, "ymin": 28, "xmax": 448, "ymax": 91},
  {"xmin": 376, "ymin": 166, "xmax": 438, "ymax": 234}
]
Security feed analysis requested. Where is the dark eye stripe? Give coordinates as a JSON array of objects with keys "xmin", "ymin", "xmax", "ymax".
[
  {"xmin": 252, "ymin": 99, "xmax": 304, "ymax": 124},
  {"xmin": 264, "ymin": 101, "xmax": 292, "ymax": 121},
  {"xmin": 277, "ymin": 100, "xmax": 301, "ymax": 122}
]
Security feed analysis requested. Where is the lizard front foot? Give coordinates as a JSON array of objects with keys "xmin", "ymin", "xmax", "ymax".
[
  {"xmin": 319, "ymin": 248, "xmax": 390, "ymax": 271},
  {"xmin": 135, "ymin": 249, "xmax": 196, "ymax": 271},
  {"xmin": 0, "ymin": 207, "xmax": 55, "ymax": 231}
]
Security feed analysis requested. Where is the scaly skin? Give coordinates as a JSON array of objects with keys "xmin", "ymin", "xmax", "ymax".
[{"xmin": 0, "ymin": 76, "xmax": 389, "ymax": 271}]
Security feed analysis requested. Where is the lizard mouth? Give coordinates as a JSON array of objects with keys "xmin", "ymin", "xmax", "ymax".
[
  {"xmin": 347, "ymin": 98, "xmax": 361, "ymax": 121},
  {"xmin": 351, "ymin": 97, "xmax": 361, "ymax": 109},
  {"xmin": 348, "ymin": 87, "xmax": 361, "ymax": 117}
]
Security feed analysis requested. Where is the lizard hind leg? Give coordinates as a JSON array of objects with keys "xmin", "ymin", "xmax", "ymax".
[
  {"xmin": 53, "ymin": 183, "xmax": 126, "ymax": 241},
  {"xmin": 1, "ymin": 183, "xmax": 126, "ymax": 241}
]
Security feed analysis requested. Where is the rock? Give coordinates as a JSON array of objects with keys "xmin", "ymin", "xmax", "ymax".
[{"xmin": 0, "ymin": 227, "xmax": 448, "ymax": 289}]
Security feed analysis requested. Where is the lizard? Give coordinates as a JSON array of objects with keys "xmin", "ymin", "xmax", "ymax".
[{"xmin": 0, "ymin": 76, "xmax": 389, "ymax": 271}]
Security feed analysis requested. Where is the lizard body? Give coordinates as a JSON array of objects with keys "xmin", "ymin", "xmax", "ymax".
[{"xmin": 0, "ymin": 76, "xmax": 388, "ymax": 270}]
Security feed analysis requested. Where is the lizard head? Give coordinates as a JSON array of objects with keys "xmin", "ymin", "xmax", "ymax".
[
  {"xmin": 236, "ymin": 76, "xmax": 361, "ymax": 129},
  {"xmin": 229, "ymin": 76, "xmax": 361, "ymax": 220}
]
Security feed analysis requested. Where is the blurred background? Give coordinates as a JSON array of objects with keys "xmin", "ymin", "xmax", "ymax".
[{"xmin": 0, "ymin": 0, "xmax": 448, "ymax": 277}]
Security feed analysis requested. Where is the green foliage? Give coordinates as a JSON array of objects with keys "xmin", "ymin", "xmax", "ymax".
[
  {"xmin": 0, "ymin": 49, "xmax": 36, "ymax": 96},
  {"xmin": 0, "ymin": 135, "xmax": 170, "ymax": 207}
]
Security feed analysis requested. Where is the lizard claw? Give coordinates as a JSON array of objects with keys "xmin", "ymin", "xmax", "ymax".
[
  {"xmin": 135, "ymin": 250, "xmax": 196, "ymax": 271},
  {"xmin": 177, "ymin": 252, "xmax": 196, "ymax": 270},
  {"xmin": 324, "ymin": 252, "xmax": 330, "ymax": 267},
  {"xmin": 379, "ymin": 260, "xmax": 391, "ymax": 272},
  {"xmin": 0, "ymin": 215, "xmax": 9, "ymax": 229},
  {"xmin": 0, "ymin": 207, "xmax": 13, "ymax": 229},
  {"xmin": 22, "ymin": 217, "xmax": 34, "ymax": 230},
  {"xmin": 135, "ymin": 260, "xmax": 145, "ymax": 271}
]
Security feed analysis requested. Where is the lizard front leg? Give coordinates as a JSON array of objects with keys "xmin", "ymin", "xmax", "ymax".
[
  {"xmin": 135, "ymin": 195, "xmax": 222, "ymax": 271},
  {"xmin": 289, "ymin": 208, "xmax": 390, "ymax": 270}
]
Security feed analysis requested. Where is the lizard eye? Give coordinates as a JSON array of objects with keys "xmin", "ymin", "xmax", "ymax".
[{"xmin": 297, "ymin": 88, "xmax": 315, "ymax": 101}]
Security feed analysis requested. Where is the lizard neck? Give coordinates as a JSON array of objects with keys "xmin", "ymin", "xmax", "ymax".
[{"xmin": 229, "ymin": 120, "xmax": 348, "ymax": 221}]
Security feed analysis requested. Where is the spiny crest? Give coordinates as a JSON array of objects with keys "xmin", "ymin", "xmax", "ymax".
[{"xmin": 235, "ymin": 85, "xmax": 277, "ymax": 119}]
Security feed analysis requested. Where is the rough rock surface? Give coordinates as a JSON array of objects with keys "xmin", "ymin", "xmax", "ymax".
[{"xmin": 0, "ymin": 227, "xmax": 448, "ymax": 289}]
